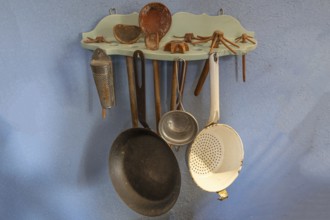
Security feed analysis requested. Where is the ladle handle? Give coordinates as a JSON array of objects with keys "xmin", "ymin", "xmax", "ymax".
[
  {"xmin": 178, "ymin": 60, "xmax": 188, "ymax": 100},
  {"xmin": 133, "ymin": 50, "xmax": 149, "ymax": 129},
  {"xmin": 176, "ymin": 58, "xmax": 187, "ymax": 111},
  {"xmin": 207, "ymin": 53, "xmax": 220, "ymax": 125},
  {"xmin": 170, "ymin": 61, "xmax": 178, "ymax": 111}
]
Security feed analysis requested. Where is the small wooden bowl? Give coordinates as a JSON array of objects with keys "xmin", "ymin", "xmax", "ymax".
[{"xmin": 113, "ymin": 24, "xmax": 142, "ymax": 44}]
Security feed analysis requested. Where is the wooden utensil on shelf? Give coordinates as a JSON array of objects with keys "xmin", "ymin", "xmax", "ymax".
[
  {"xmin": 164, "ymin": 40, "xmax": 189, "ymax": 54},
  {"xmin": 235, "ymin": 33, "xmax": 256, "ymax": 82},
  {"xmin": 194, "ymin": 31, "xmax": 239, "ymax": 96},
  {"xmin": 138, "ymin": 3, "xmax": 172, "ymax": 129},
  {"xmin": 139, "ymin": 2, "xmax": 172, "ymax": 50},
  {"xmin": 84, "ymin": 36, "xmax": 112, "ymax": 44},
  {"xmin": 153, "ymin": 60, "xmax": 162, "ymax": 131},
  {"xmin": 113, "ymin": 24, "xmax": 142, "ymax": 44}
]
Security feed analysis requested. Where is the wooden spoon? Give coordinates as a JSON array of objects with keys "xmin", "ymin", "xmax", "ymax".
[{"xmin": 139, "ymin": 2, "xmax": 172, "ymax": 50}]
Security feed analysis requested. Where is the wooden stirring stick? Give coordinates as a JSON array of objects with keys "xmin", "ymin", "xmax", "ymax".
[
  {"xmin": 235, "ymin": 33, "xmax": 256, "ymax": 82},
  {"xmin": 102, "ymin": 108, "xmax": 107, "ymax": 119}
]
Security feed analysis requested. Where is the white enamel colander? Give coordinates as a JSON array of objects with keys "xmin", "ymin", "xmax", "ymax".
[{"xmin": 187, "ymin": 53, "xmax": 244, "ymax": 200}]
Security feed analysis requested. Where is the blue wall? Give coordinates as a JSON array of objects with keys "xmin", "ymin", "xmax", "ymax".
[{"xmin": 1, "ymin": 0, "xmax": 330, "ymax": 219}]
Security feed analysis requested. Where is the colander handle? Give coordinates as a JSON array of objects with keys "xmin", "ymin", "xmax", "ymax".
[{"xmin": 207, "ymin": 53, "xmax": 220, "ymax": 125}]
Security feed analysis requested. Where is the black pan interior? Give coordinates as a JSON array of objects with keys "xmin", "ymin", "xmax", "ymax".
[{"xmin": 109, "ymin": 128, "xmax": 181, "ymax": 216}]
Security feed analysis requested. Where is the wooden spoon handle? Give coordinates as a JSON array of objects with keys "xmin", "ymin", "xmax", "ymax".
[
  {"xmin": 242, "ymin": 54, "xmax": 246, "ymax": 82},
  {"xmin": 153, "ymin": 60, "xmax": 162, "ymax": 130},
  {"xmin": 194, "ymin": 60, "xmax": 209, "ymax": 96},
  {"xmin": 102, "ymin": 108, "xmax": 106, "ymax": 119}
]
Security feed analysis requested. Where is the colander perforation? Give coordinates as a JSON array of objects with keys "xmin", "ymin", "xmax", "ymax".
[{"xmin": 189, "ymin": 133, "xmax": 223, "ymax": 175}]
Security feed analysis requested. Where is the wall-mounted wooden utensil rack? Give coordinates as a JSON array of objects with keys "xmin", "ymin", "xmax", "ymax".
[
  {"xmin": 81, "ymin": 12, "xmax": 257, "ymax": 60},
  {"xmin": 81, "ymin": 11, "xmax": 257, "ymax": 127}
]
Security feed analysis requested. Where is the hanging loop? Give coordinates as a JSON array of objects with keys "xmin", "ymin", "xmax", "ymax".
[
  {"xmin": 109, "ymin": 8, "xmax": 117, "ymax": 15},
  {"xmin": 218, "ymin": 8, "xmax": 224, "ymax": 15}
]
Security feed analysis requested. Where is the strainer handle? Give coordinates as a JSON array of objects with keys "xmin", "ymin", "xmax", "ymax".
[
  {"xmin": 175, "ymin": 58, "xmax": 187, "ymax": 111},
  {"xmin": 207, "ymin": 53, "xmax": 220, "ymax": 125}
]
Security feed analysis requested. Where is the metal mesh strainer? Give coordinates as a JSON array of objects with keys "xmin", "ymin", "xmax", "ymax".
[{"xmin": 159, "ymin": 58, "xmax": 198, "ymax": 146}]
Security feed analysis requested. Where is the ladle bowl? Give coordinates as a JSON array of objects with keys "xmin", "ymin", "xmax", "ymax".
[
  {"xmin": 159, "ymin": 110, "xmax": 198, "ymax": 145},
  {"xmin": 158, "ymin": 58, "xmax": 198, "ymax": 146}
]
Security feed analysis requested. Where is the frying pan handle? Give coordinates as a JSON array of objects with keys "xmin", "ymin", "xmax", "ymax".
[
  {"xmin": 207, "ymin": 53, "xmax": 220, "ymax": 125},
  {"xmin": 133, "ymin": 50, "xmax": 149, "ymax": 129}
]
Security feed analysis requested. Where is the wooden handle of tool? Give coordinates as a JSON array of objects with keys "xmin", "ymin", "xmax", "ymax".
[
  {"xmin": 153, "ymin": 60, "xmax": 161, "ymax": 130},
  {"xmin": 170, "ymin": 61, "xmax": 178, "ymax": 111},
  {"xmin": 194, "ymin": 60, "xmax": 209, "ymax": 96},
  {"xmin": 102, "ymin": 108, "xmax": 106, "ymax": 119},
  {"xmin": 126, "ymin": 56, "xmax": 138, "ymax": 128},
  {"xmin": 242, "ymin": 54, "xmax": 246, "ymax": 82}
]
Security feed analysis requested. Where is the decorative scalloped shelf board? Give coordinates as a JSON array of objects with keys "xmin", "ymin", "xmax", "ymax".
[{"xmin": 81, "ymin": 12, "xmax": 257, "ymax": 61}]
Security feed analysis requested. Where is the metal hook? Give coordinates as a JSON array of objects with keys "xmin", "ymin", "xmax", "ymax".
[
  {"xmin": 109, "ymin": 8, "xmax": 117, "ymax": 15},
  {"xmin": 218, "ymin": 8, "xmax": 224, "ymax": 15},
  {"xmin": 133, "ymin": 50, "xmax": 144, "ymax": 59},
  {"xmin": 213, "ymin": 53, "xmax": 218, "ymax": 62}
]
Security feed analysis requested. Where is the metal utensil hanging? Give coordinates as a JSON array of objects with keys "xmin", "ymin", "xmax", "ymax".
[
  {"xmin": 159, "ymin": 58, "xmax": 199, "ymax": 146},
  {"xmin": 90, "ymin": 48, "xmax": 115, "ymax": 119},
  {"xmin": 109, "ymin": 50, "xmax": 180, "ymax": 217}
]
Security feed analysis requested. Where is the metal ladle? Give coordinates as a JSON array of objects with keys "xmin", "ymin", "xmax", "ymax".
[{"xmin": 158, "ymin": 58, "xmax": 199, "ymax": 146}]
